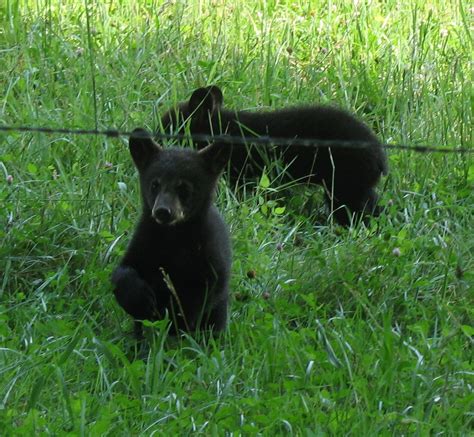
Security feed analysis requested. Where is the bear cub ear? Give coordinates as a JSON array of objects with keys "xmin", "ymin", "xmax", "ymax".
[
  {"xmin": 198, "ymin": 142, "xmax": 232, "ymax": 175},
  {"xmin": 188, "ymin": 85, "xmax": 224, "ymax": 119},
  {"xmin": 129, "ymin": 128, "xmax": 162, "ymax": 170}
]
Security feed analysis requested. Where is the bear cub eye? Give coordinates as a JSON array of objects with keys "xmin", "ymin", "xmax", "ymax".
[
  {"xmin": 177, "ymin": 180, "xmax": 193, "ymax": 200},
  {"xmin": 151, "ymin": 179, "xmax": 160, "ymax": 192}
]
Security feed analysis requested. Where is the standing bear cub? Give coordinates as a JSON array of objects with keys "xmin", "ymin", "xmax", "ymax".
[
  {"xmin": 112, "ymin": 129, "xmax": 232, "ymax": 337},
  {"xmin": 160, "ymin": 86, "xmax": 388, "ymax": 226}
]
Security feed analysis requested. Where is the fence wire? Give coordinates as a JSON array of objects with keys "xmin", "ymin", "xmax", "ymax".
[{"xmin": 0, "ymin": 124, "xmax": 472, "ymax": 154}]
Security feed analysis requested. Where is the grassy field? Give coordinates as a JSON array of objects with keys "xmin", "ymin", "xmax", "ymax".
[{"xmin": 1, "ymin": 0, "xmax": 473, "ymax": 434}]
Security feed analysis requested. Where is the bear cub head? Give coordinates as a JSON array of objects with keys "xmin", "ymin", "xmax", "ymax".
[
  {"xmin": 129, "ymin": 128, "xmax": 231, "ymax": 225},
  {"xmin": 160, "ymin": 85, "xmax": 223, "ymax": 136}
]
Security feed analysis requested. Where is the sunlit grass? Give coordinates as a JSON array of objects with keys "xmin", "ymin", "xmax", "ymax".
[{"xmin": 0, "ymin": 0, "xmax": 472, "ymax": 434}]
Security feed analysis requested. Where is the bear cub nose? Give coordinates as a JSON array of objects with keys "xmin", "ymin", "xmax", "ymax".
[{"xmin": 153, "ymin": 207, "xmax": 172, "ymax": 224}]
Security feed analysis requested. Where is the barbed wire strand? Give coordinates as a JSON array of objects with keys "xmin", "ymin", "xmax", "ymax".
[{"xmin": 0, "ymin": 125, "xmax": 472, "ymax": 154}]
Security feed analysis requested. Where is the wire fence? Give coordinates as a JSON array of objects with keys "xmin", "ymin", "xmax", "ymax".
[{"xmin": 0, "ymin": 124, "xmax": 472, "ymax": 154}]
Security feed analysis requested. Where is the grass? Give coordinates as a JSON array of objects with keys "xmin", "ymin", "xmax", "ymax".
[{"xmin": 0, "ymin": 0, "xmax": 473, "ymax": 434}]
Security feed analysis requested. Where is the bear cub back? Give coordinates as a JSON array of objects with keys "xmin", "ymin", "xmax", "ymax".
[{"xmin": 112, "ymin": 129, "xmax": 232, "ymax": 337}]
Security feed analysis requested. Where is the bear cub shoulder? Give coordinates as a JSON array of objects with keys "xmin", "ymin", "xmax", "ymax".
[{"xmin": 111, "ymin": 129, "xmax": 232, "ymax": 336}]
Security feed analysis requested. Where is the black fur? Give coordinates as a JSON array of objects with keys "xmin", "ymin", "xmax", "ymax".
[
  {"xmin": 161, "ymin": 86, "xmax": 388, "ymax": 226},
  {"xmin": 112, "ymin": 129, "xmax": 232, "ymax": 336}
]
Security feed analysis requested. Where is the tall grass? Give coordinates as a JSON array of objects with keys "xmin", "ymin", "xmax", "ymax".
[{"xmin": 0, "ymin": 0, "xmax": 472, "ymax": 434}]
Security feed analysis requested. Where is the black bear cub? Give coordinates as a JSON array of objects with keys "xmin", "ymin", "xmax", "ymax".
[
  {"xmin": 160, "ymin": 86, "xmax": 388, "ymax": 226},
  {"xmin": 112, "ymin": 129, "xmax": 232, "ymax": 337}
]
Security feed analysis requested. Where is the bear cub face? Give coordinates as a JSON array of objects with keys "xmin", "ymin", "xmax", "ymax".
[{"xmin": 130, "ymin": 128, "xmax": 231, "ymax": 225}]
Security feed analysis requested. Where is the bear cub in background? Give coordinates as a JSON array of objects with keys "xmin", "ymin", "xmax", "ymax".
[
  {"xmin": 161, "ymin": 86, "xmax": 388, "ymax": 226},
  {"xmin": 112, "ymin": 129, "xmax": 232, "ymax": 337}
]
